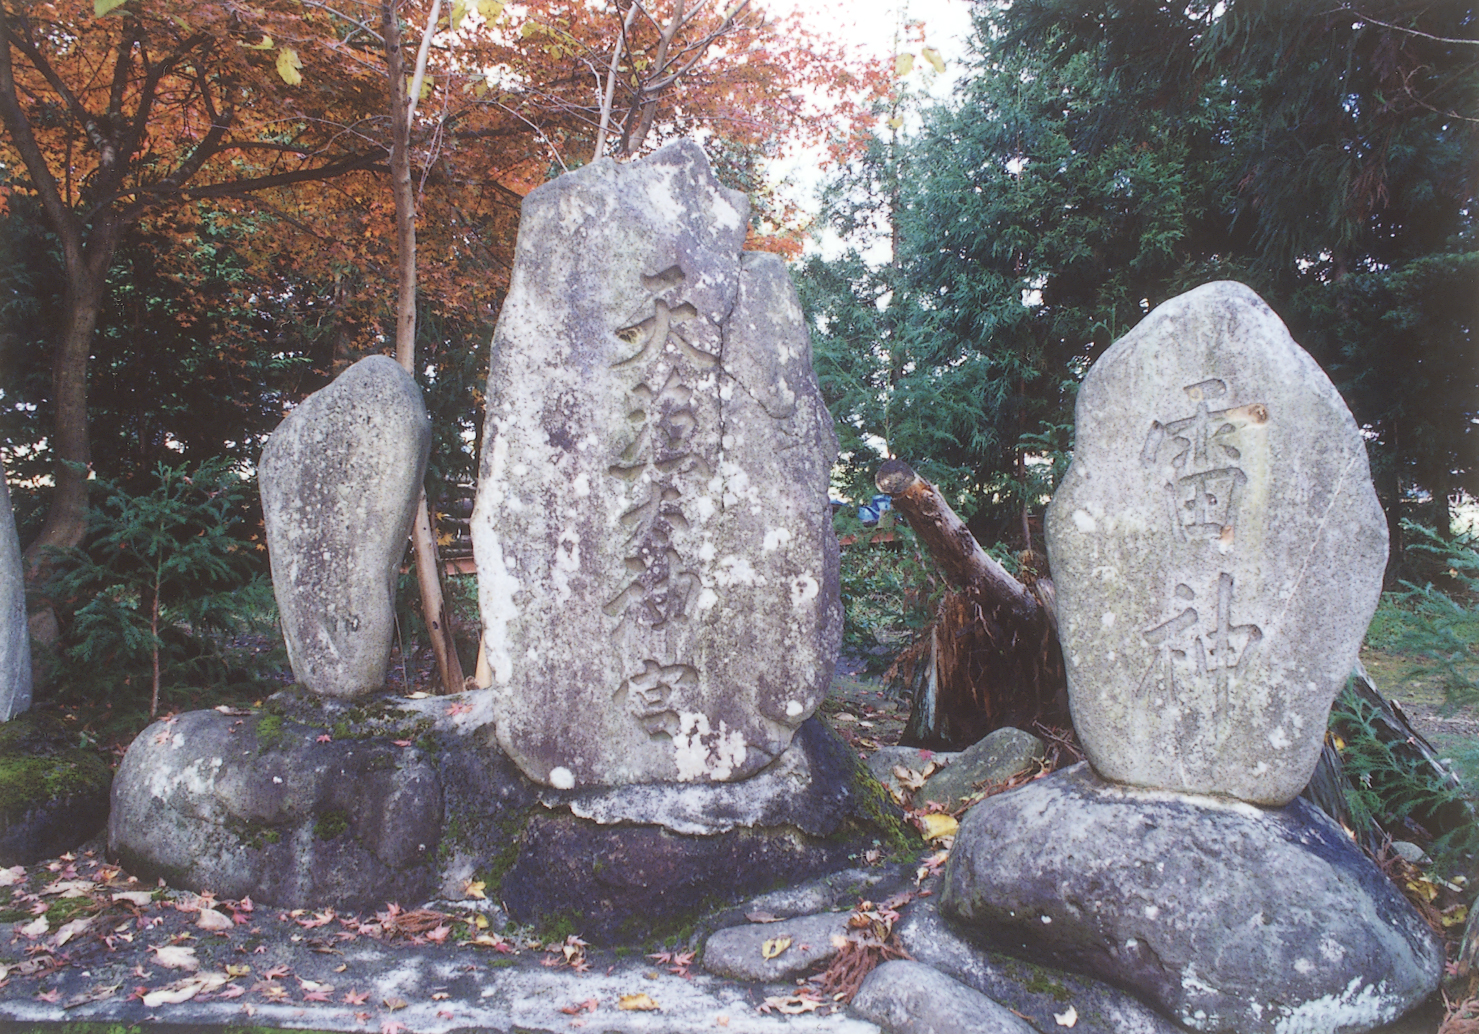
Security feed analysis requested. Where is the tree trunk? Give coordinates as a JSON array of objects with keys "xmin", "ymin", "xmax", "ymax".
[
  {"xmin": 384, "ymin": 0, "xmax": 464, "ymax": 695},
  {"xmin": 876, "ymin": 459, "xmax": 1069, "ymax": 749}
]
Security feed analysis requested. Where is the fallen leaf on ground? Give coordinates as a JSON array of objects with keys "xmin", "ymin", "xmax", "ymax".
[
  {"xmin": 0, "ymin": 866, "xmax": 26, "ymax": 886},
  {"xmin": 916, "ymin": 813, "xmax": 959, "ymax": 840},
  {"xmin": 150, "ymin": 946, "xmax": 199, "ymax": 972},
  {"xmin": 217, "ymin": 984, "xmax": 246, "ymax": 1000},
  {"xmin": 381, "ymin": 1021, "xmax": 408, "ymax": 1034},
  {"xmin": 19, "ymin": 916, "xmax": 48, "ymax": 939},
  {"xmin": 383, "ymin": 996, "xmax": 408, "ymax": 1011},
  {"xmin": 225, "ymin": 964, "xmax": 251, "ymax": 978},
  {"xmin": 463, "ymin": 880, "xmax": 487, "ymax": 900},
  {"xmin": 745, "ymin": 911, "xmax": 782, "ymax": 923},
  {"xmin": 1054, "ymin": 1004, "xmax": 1078, "ymax": 1027},
  {"xmin": 54, "ymin": 917, "xmax": 92, "ymax": 946},
  {"xmin": 316, "ymin": 734, "xmax": 332, "ymax": 743},
  {"xmin": 761, "ymin": 936, "xmax": 792, "ymax": 960},
  {"xmin": 560, "ymin": 998, "xmax": 598, "ymax": 1015},
  {"xmin": 113, "ymin": 891, "xmax": 154, "ymax": 907},
  {"xmin": 261, "ymin": 964, "xmax": 290, "ymax": 979},
  {"xmin": 758, "ymin": 994, "xmax": 822, "ymax": 1014},
  {"xmin": 143, "ymin": 971, "xmax": 228, "ymax": 1007},
  {"xmin": 342, "ymin": 989, "xmax": 369, "ymax": 1005},
  {"xmin": 62, "ymin": 982, "xmax": 120, "ymax": 1009},
  {"xmin": 196, "ymin": 909, "xmax": 233, "ymax": 932},
  {"xmin": 35, "ymin": 989, "xmax": 61, "ymax": 1003},
  {"xmin": 618, "ymin": 993, "xmax": 659, "ymax": 1011}
]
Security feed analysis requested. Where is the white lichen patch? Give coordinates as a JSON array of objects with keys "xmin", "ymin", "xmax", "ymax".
[
  {"xmin": 672, "ymin": 712, "xmax": 748, "ymax": 782},
  {"xmin": 1072, "ymin": 509, "xmax": 1098, "ymax": 533},
  {"xmin": 762, "ymin": 528, "xmax": 792, "ymax": 552},
  {"xmin": 715, "ymin": 555, "xmax": 763, "ymax": 587},
  {"xmin": 696, "ymin": 587, "xmax": 719, "ymax": 612},
  {"xmin": 1272, "ymin": 976, "xmax": 1398, "ymax": 1034},
  {"xmin": 549, "ymin": 766, "xmax": 575, "ymax": 790},
  {"xmin": 785, "ymin": 700, "xmax": 803, "ymax": 717},
  {"xmin": 790, "ymin": 573, "xmax": 819, "ymax": 609}
]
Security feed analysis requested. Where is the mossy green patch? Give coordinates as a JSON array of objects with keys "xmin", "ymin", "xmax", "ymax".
[
  {"xmin": 314, "ymin": 809, "xmax": 349, "ymax": 841},
  {"xmin": 0, "ymin": 743, "xmax": 110, "ymax": 821},
  {"xmin": 254, "ymin": 713, "xmax": 285, "ymax": 752},
  {"xmin": 1024, "ymin": 973, "xmax": 1073, "ymax": 1002},
  {"xmin": 845, "ymin": 754, "xmax": 921, "ymax": 856}
]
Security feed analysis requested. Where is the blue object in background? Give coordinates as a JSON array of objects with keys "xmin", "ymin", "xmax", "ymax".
[{"xmin": 857, "ymin": 494, "xmax": 892, "ymax": 526}]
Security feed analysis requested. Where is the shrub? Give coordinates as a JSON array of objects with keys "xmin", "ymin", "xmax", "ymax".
[{"xmin": 44, "ymin": 459, "xmax": 278, "ymax": 714}]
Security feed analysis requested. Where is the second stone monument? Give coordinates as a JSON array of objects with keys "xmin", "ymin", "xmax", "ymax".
[{"xmin": 472, "ymin": 140, "xmax": 842, "ymax": 788}]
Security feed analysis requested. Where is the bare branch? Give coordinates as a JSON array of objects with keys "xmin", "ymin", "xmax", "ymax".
[{"xmin": 1336, "ymin": 5, "xmax": 1479, "ymax": 46}]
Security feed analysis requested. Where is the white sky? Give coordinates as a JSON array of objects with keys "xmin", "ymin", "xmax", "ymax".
[{"xmin": 759, "ymin": 0, "xmax": 976, "ymax": 230}]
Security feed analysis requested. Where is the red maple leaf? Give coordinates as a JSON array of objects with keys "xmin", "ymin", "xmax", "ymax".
[
  {"xmin": 302, "ymin": 989, "xmax": 332, "ymax": 1002},
  {"xmin": 316, "ymin": 734, "xmax": 332, "ymax": 743},
  {"xmin": 342, "ymin": 989, "xmax": 370, "ymax": 1005},
  {"xmin": 261, "ymin": 965, "xmax": 290, "ymax": 980}
]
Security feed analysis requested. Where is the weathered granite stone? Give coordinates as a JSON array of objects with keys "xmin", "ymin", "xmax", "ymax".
[
  {"xmin": 0, "ymin": 711, "xmax": 111, "ymax": 865},
  {"xmin": 260, "ymin": 356, "xmax": 431, "ymax": 698},
  {"xmin": 917, "ymin": 727, "xmax": 1044, "ymax": 808},
  {"xmin": 472, "ymin": 138, "xmax": 841, "ymax": 788},
  {"xmin": 0, "ymin": 470, "xmax": 31, "ymax": 722},
  {"xmin": 1045, "ymin": 281, "xmax": 1387, "ymax": 804},
  {"xmin": 850, "ymin": 961, "xmax": 1037, "ymax": 1034},
  {"xmin": 702, "ymin": 912, "xmax": 850, "ymax": 981},
  {"xmin": 109, "ymin": 697, "xmax": 912, "ymax": 938},
  {"xmin": 896, "ymin": 891, "xmax": 1184, "ymax": 1034},
  {"xmin": 941, "ymin": 764, "xmax": 1442, "ymax": 1034}
]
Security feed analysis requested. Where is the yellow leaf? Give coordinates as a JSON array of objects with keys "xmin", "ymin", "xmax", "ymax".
[
  {"xmin": 242, "ymin": 35, "xmax": 274, "ymax": 50},
  {"xmin": 474, "ymin": 82, "xmax": 489, "ymax": 98},
  {"xmin": 618, "ymin": 993, "xmax": 660, "ymax": 1011},
  {"xmin": 225, "ymin": 964, "xmax": 252, "ymax": 977},
  {"xmin": 1405, "ymin": 877, "xmax": 1439, "ymax": 902},
  {"xmin": 473, "ymin": 913, "xmax": 489, "ymax": 929},
  {"xmin": 922, "ymin": 46, "xmax": 946, "ymax": 73},
  {"xmin": 478, "ymin": 0, "xmax": 505, "ymax": 20},
  {"xmin": 760, "ymin": 935, "xmax": 792, "ymax": 960},
  {"xmin": 895, "ymin": 52, "xmax": 914, "ymax": 76},
  {"xmin": 1442, "ymin": 905, "xmax": 1469, "ymax": 928},
  {"xmin": 94, "ymin": 0, "xmax": 128, "ymax": 16},
  {"xmin": 419, "ymin": 76, "xmax": 435, "ymax": 102},
  {"xmin": 276, "ymin": 47, "xmax": 302, "ymax": 86},
  {"xmin": 918, "ymin": 813, "xmax": 959, "ymax": 840},
  {"xmin": 888, "ymin": 116, "xmax": 904, "ymax": 129},
  {"xmin": 450, "ymin": 0, "xmax": 468, "ymax": 27}
]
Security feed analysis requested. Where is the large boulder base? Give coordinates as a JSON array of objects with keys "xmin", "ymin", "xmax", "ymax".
[
  {"xmin": 0, "ymin": 711, "xmax": 111, "ymax": 865},
  {"xmin": 1045, "ymin": 281, "xmax": 1387, "ymax": 805},
  {"xmin": 473, "ymin": 139, "xmax": 841, "ymax": 789},
  {"xmin": 941, "ymin": 764, "xmax": 1442, "ymax": 1034},
  {"xmin": 0, "ymin": 470, "xmax": 31, "ymax": 722},
  {"xmin": 260, "ymin": 355, "xmax": 431, "ymax": 698},
  {"xmin": 109, "ymin": 694, "xmax": 911, "ymax": 943}
]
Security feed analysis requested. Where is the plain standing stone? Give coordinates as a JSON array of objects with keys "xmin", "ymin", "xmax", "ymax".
[
  {"xmin": 0, "ymin": 470, "xmax": 30, "ymax": 721},
  {"xmin": 260, "ymin": 355, "xmax": 430, "ymax": 697},
  {"xmin": 850, "ymin": 960, "xmax": 1036, "ymax": 1034},
  {"xmin": 1045, "ymin": 281, "xmax": 1387, "ymax": 804},
  {"xmin": 941, "ymin": 764, "xmax": 1442, "ymax": 1034},
  {"xmin": 472, "ymin": 139, "xmax": 840, "ymax": 788}
]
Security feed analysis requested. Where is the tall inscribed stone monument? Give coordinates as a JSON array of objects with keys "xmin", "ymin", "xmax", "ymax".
[
  {"xmin": 472, "ymin": 140, "xmax": 841, "ymax": 789},
  {"xmin": 1046, "ymin": 281, "xmax": 1388, "ymax": 805}
]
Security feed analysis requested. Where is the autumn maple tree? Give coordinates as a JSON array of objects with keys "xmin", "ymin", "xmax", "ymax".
[{"xmin": 1, "ymin": 0, "xmax": 881, "ymax": 665}]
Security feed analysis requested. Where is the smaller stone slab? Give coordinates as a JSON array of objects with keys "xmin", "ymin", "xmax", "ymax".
[
  {"xmin": 850, "ymin": 960, "xmax": 1036, "ymax": 1034},
  {"xmin": 0, "ymin": 470, "xmax": 31, "ymax": 722},
  {"xmin": 941, "ymin": 764, "xmax": 1441, "ymax": 1034},
  {"xmin": 1045, "ymin": 281, "xmax": 1387, "ymax": 804},
  {"xmin": 260, "ymin": 356, "xmax": 430, "ymax": 698},
  {"xmin": 702, "ymin": 912, "xmax": 850, "ymax": 982},
  {"xmin": 896, "ymin": 895, "xmax": 1180, "ymax": 1034},
  {"xmin": 917, "ymin": 728, "xmax": 1044, "ymax": 808}
]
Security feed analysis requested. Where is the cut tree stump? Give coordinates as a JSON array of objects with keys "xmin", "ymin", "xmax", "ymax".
[{"xmin": 875, "ymin": 459, "xmax": 1069, "ymax": 750}]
